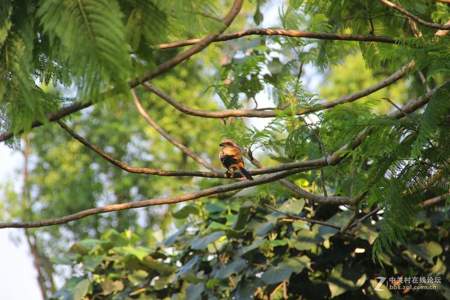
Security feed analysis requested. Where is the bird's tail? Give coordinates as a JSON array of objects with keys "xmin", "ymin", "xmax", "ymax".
[{"xmin": 239, "ymin": 167, "xmax": 253, "ymax": 180}]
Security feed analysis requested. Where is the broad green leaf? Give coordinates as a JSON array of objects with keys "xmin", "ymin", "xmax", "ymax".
[
  {"xmin": 101, "ymin": 279, "xmax": 124, "ymax": 295},
  {"xmin": 214, "ymin": 258, "xmax": 247, "ymax": 279},
  {"xmin": 172, "ymin": 204, "xmax": 199, "ymax": 219},
  {"xmin": 143, "ymin": 257, "xmax": 176, "ymax": 275},
  {"xmin": 73, "ymin": 279, "xmax": 90, "ymax": 300},
  {"xmin": 261, "ymin": 256, "xmax": 310, "ymax": 284},
  {"xmin": 191, "ymin": 231, "xmax": 225, "ymax": 250},
  {"xmin": 186, "ymin": 282, "xmax": 204, "ymax": 300},
  {"xmin": 112, "ymin": 246, "xmax": 150, "ymax": 260}
]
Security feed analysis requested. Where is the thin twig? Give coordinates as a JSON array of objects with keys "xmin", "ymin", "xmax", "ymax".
[
  {"xmin": 349, "ymin": 207, "xmax": 381, "ymax": 231},
  {"xmin": 382, "ymin": 97, "xmax": 408, "ymax": 117},
  {"xmin": 131, "ymin": 89, "xmax": 216, "ymax": 171}
]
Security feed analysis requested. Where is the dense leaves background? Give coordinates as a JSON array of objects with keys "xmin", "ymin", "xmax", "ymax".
[{"xmin": 0, "ymin": 0, "xmax": 449, "ymax": 299}]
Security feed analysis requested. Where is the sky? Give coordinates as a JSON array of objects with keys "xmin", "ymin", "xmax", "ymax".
[{"xmin": 0, "ymin": 145, "xmax": 43, "ymax": 300}]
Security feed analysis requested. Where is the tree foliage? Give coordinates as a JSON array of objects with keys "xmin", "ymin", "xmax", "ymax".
[{"xmin": 0, "ymin": 0, "xmax": 449, "ymax": 299}]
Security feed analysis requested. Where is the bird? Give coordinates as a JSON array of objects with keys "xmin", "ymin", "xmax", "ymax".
[{"xmin": 219, "ymin": 139, "xmax": 253, "ymax": 180}]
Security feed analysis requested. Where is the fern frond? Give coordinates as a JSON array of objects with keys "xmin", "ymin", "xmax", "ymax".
[
  {"xmin": 412, "ymin": 81, "xmax": 450, "ymax": 157},
  {"xmin": 38, "ymin": 0, "xmax": 131, "ymax": 98}
]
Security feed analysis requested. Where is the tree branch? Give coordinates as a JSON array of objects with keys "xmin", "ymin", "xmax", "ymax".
[
  {"xmin": 379, "ymin": 0, "xmax": 450, "ymax": 30},
  {"xmin": 57, "ymin": 121, "xmax": 228, "ymax": 178},
  {"xmin": 420, "ymin": 192, "xmax": 450, "ymax": 207},
  {"xmin": 56, "ymin": 120, "xmax": 327, "ymax": 178},
  {"xmin": 0, "ymin": 168, "xmax": 306, "ymax": 229},
  {"xmin": 156, "ymin": 28, "xmax": 400, "ymax": 49},
  {"xmin": 131, "ymin": 89, "xmax": 217, "ymax": 171},
  {"xmin": 142, "ymin": 61, "xmax": 414, "ymax": 118}
]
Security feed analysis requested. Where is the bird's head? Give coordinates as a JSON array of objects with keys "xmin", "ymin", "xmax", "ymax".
[{"xmin": 219, "ymin": 138, "xmax": 239, "ymax": 148}]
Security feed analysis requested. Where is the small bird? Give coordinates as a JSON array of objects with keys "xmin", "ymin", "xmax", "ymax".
[{"xmin": 219, "ymin": 139, "xmax": 253, "ymax": 180}]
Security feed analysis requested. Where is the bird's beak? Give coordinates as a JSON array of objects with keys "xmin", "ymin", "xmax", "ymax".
[{"xmin": 219, "ymin": 143, "xmax": 224, "ymax": 147}]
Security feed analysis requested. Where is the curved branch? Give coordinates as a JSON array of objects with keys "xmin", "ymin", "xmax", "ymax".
[
  {"xmin": 142, "ymin": 61, "xmax": 415, "ymax": 118},
  {"xmin": 0, "ymin": 168, "xmax": 305, "ymax": 229},
  {"xmin": 57, "ymin": 121, "xmax": 228, "ymax": 178},
  {"xmin": 379, "ymin": 0, "xmax": 450, "ymax": 30},
  {"xmin": 56, "ymin": 120, "xmax": 326, "ymax": 178},
  {"xmin": 131, "ymin": 89, "xmax": 216, "ymax": 171},
  {"xmin": 156, "ymin": 28, "xmax": 399, "ymax": 49}
]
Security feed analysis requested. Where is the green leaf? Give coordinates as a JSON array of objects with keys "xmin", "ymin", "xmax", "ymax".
[
  {"xmin": 177, "ymin": 256, "xmax": 201, "ymax": 279},
  {"xmin": 128, "ymin": 270, "xmax": 149, "ymax": 286},
  {"xmin": 278, "ymin": 198, "xmax": 305, "ymax": 215},
  {"xmin": 292, "ymin": 229, "xmax": 322, "ymax": 251},
  {"xmin": 112, "ymin": 246, "xmax": 150, "ymax": 260},
  {"xmin": 143, "ymin": 257, "xmax": 176, "ymax": 275},
  {"xmin": 101, "ymin": 279, "xmax": 124, "ymax": 295},
  {"xmin": 82, "ymin": 255, "xmax": 104, "ymax": 271},
  {"xmin": 37, "ymin": 0, "xmax": 131, "ymax": 98},
  {"xmin": 327, "ymin": 264, "xmax": 367, "ymax": 298},
  {"xmin": 261, "ymin": 256, "xmax": 310, "ymax": 284},
  {"xmin": 255, "ymin": 221, "xmax": 275, "ymax": 237},
  {"xmin": 172, "ymin": 204, "xmax": 199, "ymax": 219},
  {"xmin": 406, "ymin": 241, "xmax": 443, "ymax": 264},
  {"xmin": 214, "ymin": 258, "xmax": 248, "ymax": 279},
  {"xmin": 186, "ymin": 283, "xmax": 204, "ymax": 300},
  {"xmin": 70, "ymin": 239, "xmax": 103, "ymax": 254},
  {"xmin": 73, "ymin": 279, "xmax": 90, "ymax": 300},
  {"xmin": 191, "ymin": 231, "xmax": 225, "ymax": 250}
]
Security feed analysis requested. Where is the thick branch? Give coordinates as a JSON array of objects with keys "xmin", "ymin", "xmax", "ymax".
[
  {"xmin": 0, "ymin": 168, "xmax": 305, "ymax": 229},
  {"xmin": 420, "ymin": 192, "xmax": 450, "ymax": 207},
  {"xmin": 131, "ymin": 89, "xmax": 216, "ymax": 171},
  {"xmin": 379, "ymin": 0, "xmax": 450, "ymax": 30},
  {"xmin": 142, "ymin": 61, "xmax": 414, "ymax": 118},
  {"xmin": 156, "ymin": 28, "xmax": 399, "ymax": 49}
]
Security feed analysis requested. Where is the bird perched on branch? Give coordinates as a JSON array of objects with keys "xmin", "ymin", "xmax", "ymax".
[{"xmin": 219, "ymin": 139, "xmax": 253, "ymax": 180}]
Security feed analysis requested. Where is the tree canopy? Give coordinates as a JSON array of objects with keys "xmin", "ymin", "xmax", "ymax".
[{"xmin": 0, "ymin": 0, "xmax": 449, "ymax": 299}]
